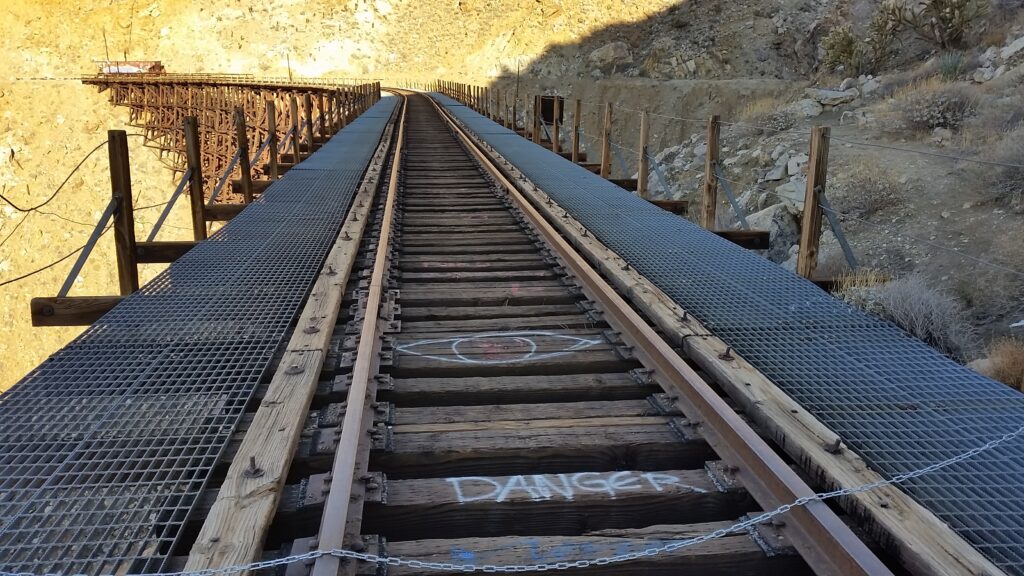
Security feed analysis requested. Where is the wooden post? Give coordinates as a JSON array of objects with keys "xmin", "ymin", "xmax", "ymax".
[
  {"xmin": 532, "ymin": 95, "xmax": 542, "ymax": 144},
  {"xmin": 184, "ymin": 116, "xmax": 208, "ymax": 241},
  {"xmin": 234, "ymin": 107, "xmax": 254, "ymax": 204},
  {"xmin": 701, "ymin": 115, "xmax": 721, "ymax": 229},
  {"xmin": 512, "ymin": 100, "xmax": 518, "ymax": 131},
  {"xmin": 266, "ymin": 100, "xmax": 279, "ymax": 180},
  {"xmin": 571, "ymin": 99, "xmax": 581, "ymax": 163},
  {"xmin": 289, "ymin": 94, "xmax": 301, "ymax": 162},
  {"xmin": 600, "ymin": 102, "xmax": 613, "ymax": 179},
  {"xmin": 494, "ymin": 88, "xmax": 502, "ymax": 124},
  {"xmin": 638, "ymin": 110, "xmax": 650, "ymax": 199},
  {"xmin": 108, "ymin": 130, "xmax": 139, "ymax": 295},
  {"xmin": 798, "ymin": 126, "xmax": 830, "ymax": 278},
  {"xmin": 318, "ymin": 93, "xmax": 327, "ymax": 140},
  {"xmin": 552, "ymin": 96, "xmax": 561, "ymax": 154},
  {"xmin": 303, "ymin": 93, "xmax": 315, "ymax": 153}
]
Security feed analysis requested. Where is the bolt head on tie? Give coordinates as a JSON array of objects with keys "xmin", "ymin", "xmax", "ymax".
[
  {"xmin": 718, "ymin": 346, "xmax": 735, "ymax": 361},
  {"xmin": 243, "ymin": 456, "xmax": 265, "ymax": 478},
  {"xmin": 303, "ymin": 325, "xmax": 320, "ymax": 334},
  {"xmin": 285, "ymin": 364, "xmax": 305, "ymax": 375}
]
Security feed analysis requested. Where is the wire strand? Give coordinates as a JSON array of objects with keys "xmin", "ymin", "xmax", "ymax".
[
  {"xmin": 0, "ymin": 141, "xmax": 108, "ymax": 213},
  {"xmin": 827, "ymin": 135, "xmax": 1024, "ymax": 169},
  {"xmin": 0, "ymin": 226, "xmax": 111, "ymax": 289}
]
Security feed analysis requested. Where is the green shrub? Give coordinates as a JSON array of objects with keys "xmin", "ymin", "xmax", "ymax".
[
  {"xmin": 937, "ymin": 51, "xmax": 966, "ymax": 80},
  {"xmin": 889, "ymin": 0, "xmax": 989, "ymax": 49}
]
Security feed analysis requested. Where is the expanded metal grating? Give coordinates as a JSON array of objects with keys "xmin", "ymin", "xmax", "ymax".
[
  {"xmin": 0, "ymin": 96, "xmax": 399, "ymax": 575},
  {"xmin": 434, "ymin": 94, "xmax": 1024, "ymax": 574}
]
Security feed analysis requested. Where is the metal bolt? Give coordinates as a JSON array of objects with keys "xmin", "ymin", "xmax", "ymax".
[
  {"xmin": 303, "ymin": 325, "xmax": 320, "ymax": 334},
  {"xmin": 824, "ymin": 438, "xmax": 843, "ymax": 454},
  {"xmin": 343, "ymin": 231, "xmax": 352, "ymax": 240},
  {"xmin": 285, "ymin": 364, "xmax": 304, "ymax": 375},
  {"xmin": 366, "ymin": 482, "xmax": 380, "ymax": 490},
  {"xmin": 243, "ymin": 456, "xmax": 264, "ymax": 478},
  {"xmin": 718, "ymin": 346, "xmax": 735, "ymax": 361},
  {"xmin": 326, "ymin": 265, "xmax": 337, "ymax": 276}
]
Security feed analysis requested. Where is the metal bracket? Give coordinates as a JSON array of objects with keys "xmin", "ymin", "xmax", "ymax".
[
  {"xmin": 646, "ymin": 393, "xmax": 683, "ymax": 416},
  {"xmin": 667, "ymin": 417, "xmax": 699, "ymax": 443},
  {"xmin": 370, "ymin": 423, "xmax": 394, "ymax": 452}
]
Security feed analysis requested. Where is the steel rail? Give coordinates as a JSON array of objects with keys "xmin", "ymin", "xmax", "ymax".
[
  {"xmin": 428, "ymin": 95, "xmax": 893, "ymax": 576},
  {"xmin": 309, "ymin": 94, "xmax": 407, "ymax": 576}
]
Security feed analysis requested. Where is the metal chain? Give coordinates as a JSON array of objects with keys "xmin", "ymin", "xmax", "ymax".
[{"xmin": 4, "ymin": 422, "xmax": 1021, "ymax": 576}]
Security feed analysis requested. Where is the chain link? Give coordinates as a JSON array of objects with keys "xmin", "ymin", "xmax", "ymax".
[{"xmin": 3, "ymin": 422, "xmax": 1021, "ymax": 576}]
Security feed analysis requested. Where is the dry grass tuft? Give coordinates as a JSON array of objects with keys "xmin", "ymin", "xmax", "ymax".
[
  {"xmin": 829, "ymin": 165, "xmax": 905, "ymax": 218},
  {"xmin": 835, "ymin": 269, "xmax": 890, "ymax": 292},
  {"xmin": 839, "ymin": 275, "xmax": 980, "ymax": 361},
  {"xmin": 989, "ymin": 338, "xmax": 1024, "ymax": 390},
  {"xmin": 895, "ymin": 82, "xmax": 977, "ymax": 131}
]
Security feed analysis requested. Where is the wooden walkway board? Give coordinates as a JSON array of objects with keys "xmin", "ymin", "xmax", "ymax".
[
  {"xmin": 380, "ymin": 522, "xmax": 805, "ymax": 576},
  {"xmin": 364, "ymin": 468, "xmax": 756, "ymax": 541}
]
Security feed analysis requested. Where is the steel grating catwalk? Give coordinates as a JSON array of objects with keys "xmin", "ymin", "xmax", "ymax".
[
  {"xmin": 0, "ymin": 95, "xmax": 399, "ymax": 575},
  {"xmin": 432, "ymin": 93, "xmax": 1024, "ymax": 573}
]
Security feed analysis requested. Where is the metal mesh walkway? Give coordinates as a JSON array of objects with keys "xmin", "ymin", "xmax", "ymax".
[
  {"xmin": 433, "ymin": 93, "xmax": 1024, "ymax": 574},
  {"xmin": 0, "ymin": 96, "xmax": 398, "ymax": 575}
]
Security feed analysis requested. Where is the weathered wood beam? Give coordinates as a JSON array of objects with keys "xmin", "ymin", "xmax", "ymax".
[
  {"xmin": 30, "ymin": 296, "xmax": 124, "ymax": 326},
  {"xmin": 135, "ymin": 240, "xmax": 197, "ymax": 263}
]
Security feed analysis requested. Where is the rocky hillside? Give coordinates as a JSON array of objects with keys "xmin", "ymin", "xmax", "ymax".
[{"xmin": 2, "ymin": 0, "xmax": 1022, "ymax": 390}]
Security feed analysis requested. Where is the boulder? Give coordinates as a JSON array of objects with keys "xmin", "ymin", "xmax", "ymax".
[
  {"xmin": 1000, "ymin": 36, "xmax": 1024, "ymax": 60},
  {"xmin": 860, "ymin": 77, "xmax": 881, "ymax": 96},
  {"xmin": 787, "ymin": 153, "xmax": 808, "ymax": 176},
  {"xmin": 973, "ymin": 66, "xmax": 995, "ymax": 83},
  {"xmin": 588, "ymin": 41, "xmax": 633, "ymax": 68},
  {"xmin": 805, "ymin": 87, "xmax": 859, "ymax": 106},
  {"xmin": 747, "ymin": 203, "xmax": 801, "ymax": 263},
  {"xmin": 785, "ymin": 98, "xmax": 823, "ymax": 118},
  {"xmin": 839, "ymin": 77, "xmax": 856, "ymax": 91},
  {"xmin": 775, "ymin": 177, "xmax": 806, "ymax": 211},
  {"xmin": 764, "ymin": 161, "xmax": 787, "ymax": 181}
]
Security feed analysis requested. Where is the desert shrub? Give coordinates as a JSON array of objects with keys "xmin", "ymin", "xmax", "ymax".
[
  {"xmin": 897, "ymin": 84, "xmax": 977, "ymax": 130},
  {"xmin": 888, "ymin": 0, "xmax": 989, "ymax": 49},
  {"xmin": 823, "ymin": 26, "xmax": 867, "ymax": 74},
  {"xmin": 839, "ymin": 275, "xmax": 980, "ymax": 360},
  {"xmin": 989, "ymin": 338, "xmax": 1024, "ymax": 390},
  {"xmin": 829, "ymin": 166, "xmax": 904, "ymax": 217},
  {"xmin": 822, "ymin": 9, "xmax": 899, "ymax": 74},
  {"xmin": 937, "ymin": 51, "xmax": 966, "ymax": 80}
]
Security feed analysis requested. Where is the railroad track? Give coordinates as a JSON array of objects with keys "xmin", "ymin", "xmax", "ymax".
[{"xmin": 176, "ymin": 93, "xmax": 892, "ymax": 576}]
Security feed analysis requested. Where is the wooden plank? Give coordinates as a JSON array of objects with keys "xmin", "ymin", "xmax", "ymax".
[
  {"xmin": 638, "ymin": 110, "xmax": 650, "ymax": 198},
  {"xmin": 599, "ymin": 102, "xmax": 612, "ymax": 179},
  {"xmin": 400, "ymin": 313, "xmax": 602, "ymax": 334},
  {"xmin": 401, "ymin": 303, "xmax": 583, "ymax": 322},
  {"xmin": 713, "ymin": 230, "xmax": 770, "ymax": 250},
  {"xmin": 204, "ymin": 204, "xmax": 246, "ymax": 222},
  {"xmin": 365, "ymin": 468, "xmax": 754, "ymax": 541},
  {"xmin": 649, "ymin": 199, "xmax": 690, "ymax": 215},
  {"xmin": 184, "ymin": 110, "xmax": 395, "ymax": 572},
  {"xmin": 184, "ymin": 116, "xmax": 207, "ymax": 241},
  {"xmin": 610, "ymin": 178, "xmax": 638, "ymax": 191},
  {"xmin": 135, "ymin": 240, "xmax": 196, "ymax": 263},
  {"xmin": 393, "ymin": 347, "xmax": 632, "ymax": 378},
  {"xmin": 109, "ymin": 131, "xmax": 139, "ymax": 295},
  {"xmin": 394, "ymin": 400, "xmax": 668, "ymax": 425},
  {"xmin": 399, "ymin": 260, "xmax": 551, "ymax": 274},
  {"xmin": 398, "ymin": 286, "xmax": 576, "ymax": 307},
  {"xmin": 400, "ymin": 269, "xmax": 557, "ymax": 282},
  {"xmin": 386, "ymin": 373, "xmax": 655, "ymax": 407},
  {"xmin": 31, "ymin": 296, "xmax": 123, "ymax": 326},
  {"xmin": 377, "ymin": 417, "xmax": 712, "ymax": 478},
  {"xmin": 798, "ymin": 126, "xmax": 829, "ymax": 278},
  {"xmin": 701, "ymin": 115, "xmax": 721, "ymax": 229},
  {"xmin": 401, "ymin": 244, "xmax": 534, "ymax": 255},
  {"xmin": 382, "ymin": 521, "xmax": 805, "ymax": 576}
]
